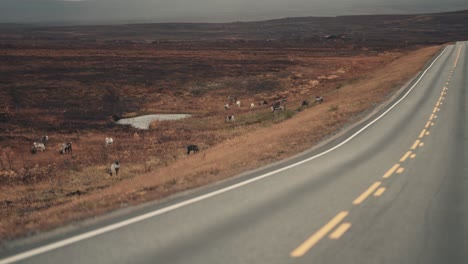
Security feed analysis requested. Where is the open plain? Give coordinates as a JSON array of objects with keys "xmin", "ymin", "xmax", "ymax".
[{"xmin": 0, "ymin": 10, "xmax": 467, "ymax": 241}]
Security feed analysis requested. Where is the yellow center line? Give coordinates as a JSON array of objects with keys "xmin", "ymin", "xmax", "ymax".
[
  {"xmin": 425, "ymin": 121, "xmax": 431, "ymax": 128},
  {"xmin": 419, "ymin": 129, "xmax": 427, "ymax": 138},
  {"xmin": 396, "ymin": 167, "xmax": 405, "ymax": 174},
  {"xmin": 429, "ymin": 114, "xmax": 434, "ymax": 120},
  {"xmin": 411, "ymin": 139, "xmax": 421, "ymax": 150},
  {"xmin": 400, "ymin": 151, "xmax": 412, "ymax": 162},
  {"xmin": 353, "ymin": 181, "xmax": 382, "ymax": 205},
  {"xmin": 454, "ymin": 45, "xmax": 462, "ymax": 68},
  {"xmin": 329, "ymin": 223, "xmax": 352, "ymax": 240},
  {"xmin": 433, "ymin": 107, "xmax": 438, "ymax": 113},
  {"xmin": 383, "ymin": 164, "xmax": 400, "ymax": 178},
  {"xmin": 290, "ymin": 211, "xmax": 349, "ymax": 258},
  {"xmin": 374, "ymin": 187, "xmax": 386, "ymax": 197}
]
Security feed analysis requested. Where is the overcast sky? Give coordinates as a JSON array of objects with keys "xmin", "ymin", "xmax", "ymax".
[{"xmin": 1, "ymin": 0, "xmax": 467, "ymax": 24}]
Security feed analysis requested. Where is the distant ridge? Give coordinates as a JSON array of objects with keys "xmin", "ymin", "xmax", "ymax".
[{"xmin": 0, "ymin": 10, "xmax": 467, "ymax": 45}]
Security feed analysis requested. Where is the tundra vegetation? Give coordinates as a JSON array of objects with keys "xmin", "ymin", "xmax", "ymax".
[{"xmin": 0, "ymin": 11, "xmax": 461, "ymax": 240}]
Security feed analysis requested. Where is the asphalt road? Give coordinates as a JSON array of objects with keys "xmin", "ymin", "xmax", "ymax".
[{"xmin": 1, "ymin": 41, "xmax": 467, "ymax": 264}]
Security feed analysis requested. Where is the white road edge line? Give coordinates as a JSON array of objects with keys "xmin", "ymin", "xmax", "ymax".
[{"xmin": 0, "ymin": 46, "xmax": 450, "ymax": 264}]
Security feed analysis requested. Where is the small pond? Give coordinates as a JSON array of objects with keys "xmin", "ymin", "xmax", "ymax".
[{"xmin": 116, "ymin": 114, "xmax": 191, "ymax": 129}]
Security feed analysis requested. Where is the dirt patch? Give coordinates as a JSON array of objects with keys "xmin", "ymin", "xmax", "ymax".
[{"xmin": 0, "ymin": 45, "xmax": 441, "ymax": 241}]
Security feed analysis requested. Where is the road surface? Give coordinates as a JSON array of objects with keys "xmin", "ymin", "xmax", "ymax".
[{"xmin": 1, "ymin": 41, "xmax": 467, "ymax": 264}]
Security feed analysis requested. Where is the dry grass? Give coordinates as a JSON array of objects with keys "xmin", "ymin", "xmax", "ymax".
[{"xmin": 0, "ymin": 44, "xmax": 441, "ymax": 241}]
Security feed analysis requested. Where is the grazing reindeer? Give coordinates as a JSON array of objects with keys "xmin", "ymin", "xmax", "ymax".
[
  {"xmin": 41, "ymin": 136, "xmax": 49, "ymax": 145},
  {"xmin": 187, "ymin": 144, "xmax": 199, "ymax": 155},
  {"xmin": 105, "ymin": 137, "xmax": 114, "ymax": 147},
  {"xmin": 224, "ymin": 103, "xmax": 230, "ymax": 110},
  {"xmin": 315, "ymin": 96, "xmax": 324, "ymax": 104},
  {"xmin": 236, "ymin": 100, "xmax": 241, "ymax": 107},
  {"xmin": 302, "ymin": 100, "xmax": 309, "ymax": 106},
  {"xmin": 108, "ymin": 160, "xmax": 120, "ymax": 176},
  {"xmin": 270, "ymin": 101, "xmax": 285, "ymax": 112},
  {"xmin": 59, "ymin": 142, "xmax": 72, "ymax": 154},
  {"xmin": 271, "ymin": 105, "xmax": 285, "ymax": 112},
  {"xmin": 225, "ymin": 115, "xmax": 235, "ymax": 122},
  {"xmin": 33, "ymin": 142, "xmax": 46, "ymax": 152}
]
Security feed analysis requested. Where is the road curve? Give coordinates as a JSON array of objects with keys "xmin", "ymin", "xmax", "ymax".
[{"xmin": 1, "ymin": 41, "xmax": 467, "ymax": 264}]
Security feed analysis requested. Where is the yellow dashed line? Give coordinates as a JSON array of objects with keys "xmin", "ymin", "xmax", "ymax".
[
  {"xmin": 454, "ymin": 45, "xmax": 462, "ymax": 67},
  {"xmin": 419, "ymin": 129, "xmax": 427, "ymax": 138},
  {"xmin": 374, "ymin": 187, "xmax": 386, "ymax": 197},
  {"xmin": 400, "ymin": 151, "xmax": 412, "ymax": 162},
  {"xmin": 329, "ymin": 223, "xmax": 352, "ymax": 240},
  {"xmin": 291, "ymin": 73, "xmax": 452, "ymax": 257},
  {"xmin": 383, "ymin": 164, "xmax": 400, "ymax": 179},
  {"xmin": 411, "ymin": 140, "xmax": 421, "ymax": 150},
  {"xmin": 290, "ymin": 211, "xmax": 349, "ymax": 258},
  {"xmin": 353, "ymin": 182, "xmax": 382, "ymax": 205}
]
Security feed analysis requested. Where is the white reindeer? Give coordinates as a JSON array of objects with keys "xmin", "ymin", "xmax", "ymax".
[
  {"xmin": 105, "ymin": 137, "xmax": 114, "ymax": 147},
  {"xmin": 33, "ymin": 142, "xmax": 46, "ymax": 151},
  {"xmin": 109, "ymin": 160, "xmax": 120, "ymax": 176}
]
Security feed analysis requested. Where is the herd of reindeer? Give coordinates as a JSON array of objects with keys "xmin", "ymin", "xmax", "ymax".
[
  {"xmin": 27, "ymin": 95, "xmax": 324, "ymax": 177},
  {"xmin": 223, "ymin": 95, "xmax": 324, "ymax": 123}
]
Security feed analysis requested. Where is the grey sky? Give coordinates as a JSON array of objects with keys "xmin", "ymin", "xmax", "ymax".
[{"xmin": 1, "ymin": 0, "xmax": 467, "ymax": 24}]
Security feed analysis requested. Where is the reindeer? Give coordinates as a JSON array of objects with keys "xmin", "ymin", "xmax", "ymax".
[
  {"xmin": 187, "ymin": 144, "xmax": 199, "ymax": 155},
  {"xmin": 59, "ymin": 142, "xmax": 72, "ymax": 154},
  {"xmin": 315, "ymin": 96, "xmax": 324, "ymax": 104}
]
